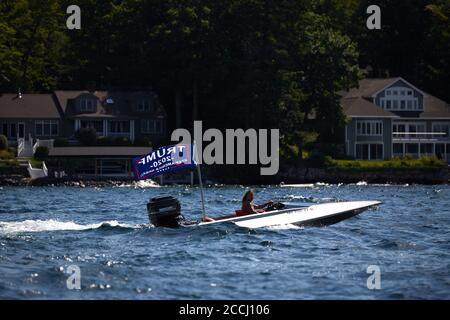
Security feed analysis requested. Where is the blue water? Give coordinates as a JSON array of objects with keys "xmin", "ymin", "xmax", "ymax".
[{"xmin": 0, "ymin": 184, "xmax": 449, "ymax": 299}]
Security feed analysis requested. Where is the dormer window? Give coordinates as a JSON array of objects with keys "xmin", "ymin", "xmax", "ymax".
[
  {"xmin": 137, "ymin": 98, "xmax": 151, "ymax": 112},
  {"xmin": 80, "ymin": 99, "xmax": 95, "ymax": 112},
  {"xmin": 380, "ymin": 87, "xmax": 421, "ymax": 111}
]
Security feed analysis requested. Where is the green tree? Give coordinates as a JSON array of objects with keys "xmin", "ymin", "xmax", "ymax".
[{"xmin": 0, "ymin": 0, "xmax": 68, "ymax": 92}]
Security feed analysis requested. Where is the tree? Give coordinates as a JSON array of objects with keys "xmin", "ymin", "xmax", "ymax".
[{"xmin": 0, "ymin": 0, "xmax": 68, "ymax": 92}]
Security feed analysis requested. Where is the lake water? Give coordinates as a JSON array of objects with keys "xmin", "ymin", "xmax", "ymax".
[{"xmin": 0, "ymin": 184, "xmax": 449, "ymax": 299}]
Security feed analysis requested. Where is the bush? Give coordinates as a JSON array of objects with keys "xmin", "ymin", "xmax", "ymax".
[
  {"xmin": 0, "ymin": 147, "xmax": 15, "ymax": 159},
  {"xmin": 419, "ymin": 155, "xmax": 446, "ymax": 167},
  {"xmin": 0, "ymin": 135, "xmax": 8, "ymax": 150},
  {"xmin": 332, "ymin": 156, "xmax": 446, "ymax": 169},
  {"xmin": 134, "ymin": 137, "xmax": 152, "ymax": 147},
  {"xmin": 114, "ymin": 137, "xmax": 132, "ymax": 146},
  {"xmin": 54, "ymin": 138, "xmax": 69, "ymax": 147},
  {"xmin": 34, "ymin": 146, "xmax": 49, "ymax": 160},
  {"xmin": 96, "ymin": 136, "xmax": 114, "ymax": 146},
  {"xmin": 75, "ymin": 127, "xmax": 97, "ymax": 146}
]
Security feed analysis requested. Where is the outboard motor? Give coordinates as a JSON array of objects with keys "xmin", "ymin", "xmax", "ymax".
[{"xmin": 147, "ymin": 196, "xmax": 181, "ymax": 228}]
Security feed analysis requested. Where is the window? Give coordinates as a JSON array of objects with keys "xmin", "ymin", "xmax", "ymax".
[
  {"xmin": 393, "ymin": 143, "xmax": 403, "ymax": 154},
  {"xmin": 393, "ymin": 122, "xmax": 426, "ymax": 139},
  {"xmin": 141, "ymin": 119, "xmax": 163, "ymax": 134},
  {"xmin": 406, "ymin": 143, "xmax": 419, "ymax": 154},
  {"xmin": 433, "ymin": 123, "xmax": 450, "ymax": 138},
  {"xmin": 141, "ymin": 120, "xmax": 152, "ymax": 133},
  {"xmin": 2, "ymin": 123, "xmax": 8, "ymax": 137},
  {"xmin": 81, "ymin": 120, "xmax": 103, "ymax": 133},
  {"xmin": 137, "ymin": 98, "xmax": 151, "ymax": 112},
  {"xmin": 35, "ymin": 120, "xmax": 58, "ymax": 136},
  {"xmin": 370, "ymin": 144, "xmax": 383, "ymax": 159},
  {"xmin": 407, "ymin": 101, "xmax": 412, "ymax": 109},
  {"xmin": 109, "ymin": 121, "xmax": 129, "ymax": 133},
  {"xmin": 379, "ymin": 86, "xmax": 421, "ymax": 111},
  {"xmin": 80, "ymin": 99, "xmax": 95, "ymax": 112},
  {"xmin": 10, "ymin": 123, "xmax": 16, "ymax": 138},
  {"xmin": 155, "ymin": 120, "xmax": 162, "ymax": 133},
  {"xmin": 393, "ymin": 123, "xmax": 406, "ymax": 138},
  {"xmin": 356, "ymin": 120, "xmax": 383, "ymax": 136},
  {"xmin": 420, "ymin": 144, "xmax": 433, "ymax": 154},
  {"xmin": 356, "ymin": 143, "xmax": 383, "ymax": 160}
]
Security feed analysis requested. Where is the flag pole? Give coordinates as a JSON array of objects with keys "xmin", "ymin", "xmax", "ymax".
[{"xmin": 194, "ymin": 141, "xmax": 206, "ymax": 220}]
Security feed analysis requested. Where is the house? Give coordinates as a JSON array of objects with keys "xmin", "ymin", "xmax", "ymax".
[
  {"xmin": 342, "ymin": 78, "xmax": 450, "ymax": 161},
  {"xmin": 0, "ymin": 89, "xmax": 167, "ymax": 177},
  {"xmin": 0, "ymin": 89, "xmax": 167, "ymax": 152},
  {"xmin": 0, "ymin": 93, "xmax": 61, "ymax": 142},
  {"xmin": 53, "ymin": 90, "xmax": 166, "ymax": 143}
]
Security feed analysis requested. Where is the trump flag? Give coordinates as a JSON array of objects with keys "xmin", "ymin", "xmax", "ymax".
[{"xmin": 132, "ymin": 144, "xmax": 197, "ymax": 181}]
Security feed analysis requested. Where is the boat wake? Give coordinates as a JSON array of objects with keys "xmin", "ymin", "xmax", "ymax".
[
  {"xmin": 115, "ymin": 180, "xmax": 160, "ymax": 188},
  {"xmin": 0, "ymin": 219, "xmax": 137, "ymax": 234},
  {"xmin": 266, "ymin": 224, "xmax": 303, "ymax": 230}
]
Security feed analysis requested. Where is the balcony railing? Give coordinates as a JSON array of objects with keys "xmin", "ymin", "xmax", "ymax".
[{"xmin": 392, "ymin": 132, "xmax": 449, "ymax": 141}]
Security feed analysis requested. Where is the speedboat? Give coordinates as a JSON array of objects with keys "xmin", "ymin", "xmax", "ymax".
[{"xmin": 146, "ymin": 196, "xmax": 381, "ymax": 229}]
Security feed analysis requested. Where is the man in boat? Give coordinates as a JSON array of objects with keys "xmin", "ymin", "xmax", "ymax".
[{"xmin": 240, "ymin": 190, "xmax": 273, "ymax": 216}]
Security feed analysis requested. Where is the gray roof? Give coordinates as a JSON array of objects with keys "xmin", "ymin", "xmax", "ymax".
[
  {"xmin": 0, "ymin": 94, "xmax": 60, "ymax": 118},
  {"xmin": 54, "ymin": 90, "xmax": 167, "ymax": 119},
  {"xmin": 49, "ymin": 146, "xmax": 153, "ymax": 157},
  {"xmin": 342, "ymin": 97, "xmax": 398, "ymax": 118},
  {"xmin": 340, "ymin": 78, "xmax": 402, "ymax": 98},
  {"xmin": 341, "ymin": 78, "xmax": 450, "ymax": 119},
  {"xmin": 419, "ymin": 95, "xmax": 450, "ymax": 118}
]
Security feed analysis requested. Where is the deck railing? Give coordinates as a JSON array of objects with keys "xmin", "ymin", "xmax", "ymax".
[{"xmin": 392, "ymin": 132, "xmax": 449, "ymax": 141}]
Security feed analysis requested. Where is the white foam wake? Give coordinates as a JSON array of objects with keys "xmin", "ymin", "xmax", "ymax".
[
  {"xmin": 0, "ymin": 219, "xmax": 134, "ymax": 234},
  {"xmin": 115, "ymin": 180, "xmax": 160, "ymax": 188},
  {"xmin": 266, "ymin": 224, "xmax": 303, "ymax": 230}
]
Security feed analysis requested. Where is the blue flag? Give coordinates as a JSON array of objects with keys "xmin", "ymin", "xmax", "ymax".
[{"xmin": 132, "ymin": 144, "xmax": 197, "ymax": 181}]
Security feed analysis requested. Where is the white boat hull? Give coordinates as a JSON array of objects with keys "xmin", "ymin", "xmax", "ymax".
[{"xmin": 198, "ymin": 201, "xmax": 380, "ymax": 229}]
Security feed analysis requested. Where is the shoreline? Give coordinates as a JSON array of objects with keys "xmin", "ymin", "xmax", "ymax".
[{"xmin": 1, "ymin": 168, "xmax": 450, "ymax": 187}]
